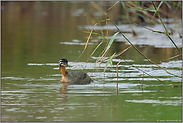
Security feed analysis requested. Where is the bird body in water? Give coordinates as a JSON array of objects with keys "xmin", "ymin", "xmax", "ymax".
[{"xmin": 59, "ymin": 58, "xmax": 93, "ymax": 85}]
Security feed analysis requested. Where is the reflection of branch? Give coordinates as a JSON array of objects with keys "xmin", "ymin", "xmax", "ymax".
[{"xmin": 116, "ymin": 59, "xmax": 124, "ymax": 89}]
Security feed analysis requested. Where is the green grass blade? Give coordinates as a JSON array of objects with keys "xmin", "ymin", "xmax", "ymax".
[
  {"xmin": 93, "ymin": 44, "xmax": 108, "ymax": 70},
  {"xmin": 164, "ymin": 1, "xmax": 172, "ymax": 9},
  {"xmin": 84, "ymin": 31, "xmax": 101, "ymax": 35},
  {"xmin": 156, "ymin": 1, "xmax": 163, "ymax": 11},
  {"xmin": 89, "ymin": 42, "xmax": 103, "ymax": 58},
  {"xmin": 98, "ymin": 22, "xmax": 104, "ymax": 36},
  {"xmin": 99, "ymin": 36, "xmax": 107, "ymax": 40},
  {"xmin": 104, "ymin": 52, "xmax": 116, "ymax": 72},
  {"xmin": 121, "ymin": 1, "xmax": 126, "ymax": 8},
  {"xmin": 131, "ymin": 7, "xmax": 156, "ymax": 12},
  {"xmin": 108, "ymin": 1, "xmax": 119, "ymax": 10},
  {"xmin": 103, "ymin": 32, "xmax": 119, "ymax": 55}
]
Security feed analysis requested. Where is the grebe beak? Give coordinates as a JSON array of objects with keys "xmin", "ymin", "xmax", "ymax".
[{"xmin": 65, "ymin": 63, "xmax": 69, "ymax": 67}]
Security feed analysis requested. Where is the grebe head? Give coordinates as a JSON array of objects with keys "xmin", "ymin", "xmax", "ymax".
[{"xmin": 59, "ymin": 58, "xmax": 68, "ymax": 67}]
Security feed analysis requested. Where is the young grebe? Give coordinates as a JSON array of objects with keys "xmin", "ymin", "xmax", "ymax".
[{"xmin": 59, "ymin": 58, "xmax": 93, "ymax": 85}]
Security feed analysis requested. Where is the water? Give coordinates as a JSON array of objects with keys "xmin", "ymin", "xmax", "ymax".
[{"xmin": 1, "ymin": 1, "xmax": 182, "ymax": 122}]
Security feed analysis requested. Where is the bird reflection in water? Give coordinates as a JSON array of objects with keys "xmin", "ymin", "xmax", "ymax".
[
  {"xmin": 59, "ymin": 82, "xmax": 69, "ymax": 103},
  {"xmin": 60, "ymin": 82, "xmax": 69, "ymax": 95}
]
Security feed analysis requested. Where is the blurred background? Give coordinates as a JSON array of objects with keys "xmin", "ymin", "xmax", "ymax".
[{"xmin": 1, "ymin": 1, "xmax": 182, "ymax": 122}]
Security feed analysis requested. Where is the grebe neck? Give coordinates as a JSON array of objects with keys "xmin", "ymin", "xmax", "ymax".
[{"xmin": 59, "ymin": 66, "xmax": 68, "ymax": 76}]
